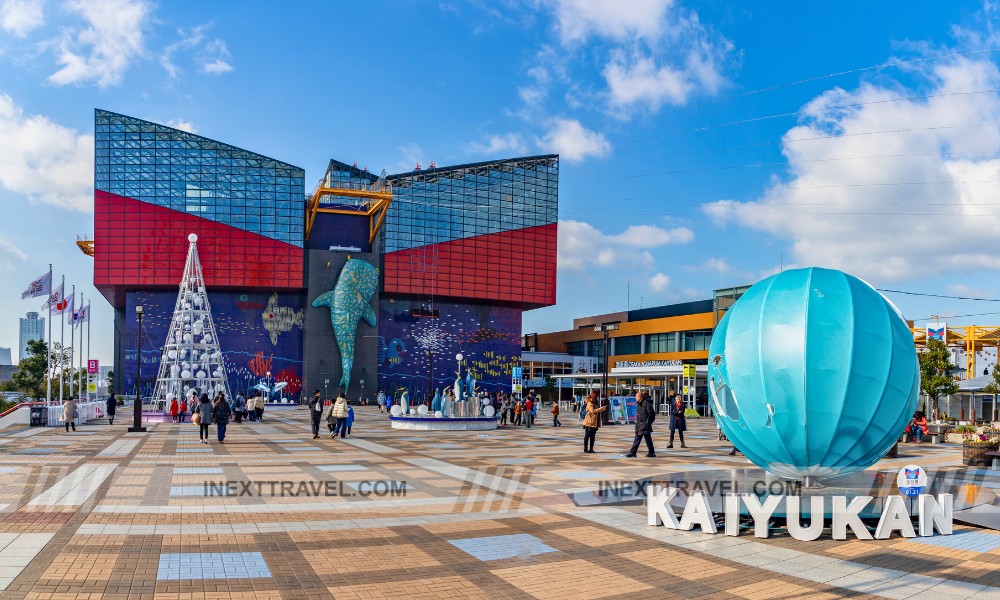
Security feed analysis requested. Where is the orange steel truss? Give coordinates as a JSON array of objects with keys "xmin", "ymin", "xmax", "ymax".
[
  {"xmin": 304, "ymin": 179, "xmax": 392, "ymax": 243},
  {"xmin": 911, "ymin": 325, "xmax": 1000, "ymax": 380}
]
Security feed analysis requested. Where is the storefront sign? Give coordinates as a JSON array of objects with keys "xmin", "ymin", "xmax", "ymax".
[{"xmin": 616, "ymin": 360, "xmax": 683, "ymax": 368}]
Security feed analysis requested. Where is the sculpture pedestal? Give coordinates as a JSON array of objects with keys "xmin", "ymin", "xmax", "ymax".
[{"xmin": 390, "ymin": 415, "xmax": 497, "ymax": 431}]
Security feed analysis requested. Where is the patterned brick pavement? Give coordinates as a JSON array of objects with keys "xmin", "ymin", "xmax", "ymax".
[{"xmin": 0, "ymin": 406, "xmax": 996, "ymax": 599}]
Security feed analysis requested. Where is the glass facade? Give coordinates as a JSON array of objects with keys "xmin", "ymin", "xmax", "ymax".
[
  {"xmin": 381, "ymin": 156, "xmax": 558, "ymax": 308},
  {"xmin": 95, "ymin": 110, "xmax": 305, "ymax": 246},
  {"xmin": 646, "ymin": 333, "xmax": 676, "ymax": 353},
  {"xmin": 566, "ymin": 340, "xmax": 587, "ymax": 356},
  {"xmin": 383, "ymin": 157, "xmax": 558, "ymax": 252},
  {"xmin": 613, "ymin": 335, "xmax": 642, "ymax": 355},
  {"xmin": 94, "ymin": 110, "xmax": 306, "ymax": 293},
  {"xmin": 682, "ymin": 330, "xmax": 713, "ymax": 352}
]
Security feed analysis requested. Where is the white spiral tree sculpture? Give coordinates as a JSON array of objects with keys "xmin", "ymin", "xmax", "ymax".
[{"xmin": 151, "ymin": 234, "xmax": 232, "ymax": 407}]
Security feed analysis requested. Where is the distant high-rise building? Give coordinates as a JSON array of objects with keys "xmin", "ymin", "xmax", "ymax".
[
  {"xmin": 0, "ymin": 347, "xmax": 11, "ymax": 365},
  {"xmin": 19, "ymin": 312, "xmax": 45, "ymax": 362}
]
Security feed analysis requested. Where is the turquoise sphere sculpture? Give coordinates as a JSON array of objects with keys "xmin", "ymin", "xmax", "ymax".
[{"xmin": 708, "ymin": 267, "xmax": 920, "ymax": 479}]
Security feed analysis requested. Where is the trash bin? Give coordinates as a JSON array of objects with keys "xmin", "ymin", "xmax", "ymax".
[{"xmin": 30, "ymin": 406, "xmax": 47, "ymax": 427}]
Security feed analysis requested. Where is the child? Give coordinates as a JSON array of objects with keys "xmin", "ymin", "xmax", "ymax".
[{"xmin": 346, "ymin": 405, "xmax": 355, "ymax": 437}]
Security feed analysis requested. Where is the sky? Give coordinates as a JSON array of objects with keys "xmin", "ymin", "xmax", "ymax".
[{"xmin": 1, "ymin": 0, "xmax": 1000, "ymax": 363}]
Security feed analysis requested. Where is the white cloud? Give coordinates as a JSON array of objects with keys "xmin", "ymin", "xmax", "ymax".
[
  {"xmin": 465, "ymin": 133, "xmax": 529, "ymax": 156},
  {"xmin": 649, "ymin": 272, "xmax": 670, "ymax": 291},
  {"xmin": 611, "ymin": 224, "xmax": 693, "ymax": 248},
  {"xmin": 703, "ymin": 55, "xmax": 1000, "ymax": 282},
  {"xmin": 165, "ymin": 118, "xmax": 196, "ymax": 133},
  {"xmin": 200, "ymin": 39, "xmax": 232, "ymax": 74},
  {"xmin": 543, "ymin": 0, "xmax": 732, "ymax": 117},
  {"xmin": 161, "ymin": 25, "xmax": 232, "ymax": 79},
  {"xmin": 0, "ymin": 94, "xmax": 93, "ymax": 212},
  {"xmin": 538, "ymin": 118, "xmax": 611, "ymax": 162},
  {"xmin": 0, "ymin": 235, "xmax": 27, "ymax": 270},
  {"xmin": 558, "ymin": 219, "xmax": 693, "ymax": 272},
  {"xmin": 49, "ymin": 0, "xmax": 150, "ymax": 88},
  {"xmin": 550, "ymin": 0, "xmax": 672, "ymax": 46},
  {"xmin": 0, "ymin": 0, "xmax": 43, "ymax": 37},
  {"xmin": 947, "ymin": 284, "xmax": 994, "ymax": 299},
  {"xmin": 697, "ymin": 257, "xmax": 731, "ymax": 274},
  {"xmin": 391, "ymin": 143, "xmax": 427, "ymax": 174}
]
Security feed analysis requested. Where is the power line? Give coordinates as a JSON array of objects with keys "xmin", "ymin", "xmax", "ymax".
[
  {"xmin": 878, "ymin": 289, "xmax": 1000, "ymax": 302},
  {"xmin": 564, "ymin": 48, "xmax": 1000, "ymax": 159}
]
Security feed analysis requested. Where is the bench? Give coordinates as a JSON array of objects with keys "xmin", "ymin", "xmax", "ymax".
[
  {"xmin": 987, "ymin": 451, "xmax": 1000, "ymax": 470},
  {"xmin": 926, "ymin": 425, "xmax": 947, "ymax": 444}
]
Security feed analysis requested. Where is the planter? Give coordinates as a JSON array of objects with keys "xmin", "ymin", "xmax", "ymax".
[
  {"xmin": 963, "ymin": 441, "xmax": 999, "ymax": 466},
  {"xmin": 945, "ymin": 433, "xmax": 965, "ymax": 444}
]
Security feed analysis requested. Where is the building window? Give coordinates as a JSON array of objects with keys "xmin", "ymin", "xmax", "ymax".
[
  {"xmin": 614, "ymin": 335, "xmax": 641, "ymax": 356},
  {"xmin": 647, "ymin": 333, "xmax": 676, "ymax": 353},
  {"xmin": 682, "ymin": 330, "xmax": 713, "ymax": 352},
  {"xmin": 566, "ymin": 341, "xmax": 587, "ymax": 356}
]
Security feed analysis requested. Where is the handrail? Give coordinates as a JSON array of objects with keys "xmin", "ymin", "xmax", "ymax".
[{"xmin": 0, "ymin": 401, "xmax": 43, "ymax": 419}]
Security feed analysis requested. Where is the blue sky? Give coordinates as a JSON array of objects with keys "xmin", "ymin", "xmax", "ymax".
[{"xmin": 0, "ymin": 0, "xmax": 999, "ymax": 363}]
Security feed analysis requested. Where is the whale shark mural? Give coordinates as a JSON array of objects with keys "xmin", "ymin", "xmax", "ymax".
[{"xmin": 312, "ymin": 258, "xmax": 379, "ymax": 391}]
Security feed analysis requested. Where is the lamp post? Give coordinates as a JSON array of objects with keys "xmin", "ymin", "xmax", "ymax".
[
  {"xmin": 427, "ymin": 350, "xmax": 433, "ymax": 406},
  {"xmin": 266, "ymin": 371, "xmax": 271, "ymax": 402},
  {"xmin": 129, "ymin": 305, "xmax": 147, "ymax": 432},
  {"xmin": 594, "ymin": 323, "xmax": 619, "ymax": 425},
  {"xmin": 456, "ymin": 353, "xmax": 464, "ymax": 401}
]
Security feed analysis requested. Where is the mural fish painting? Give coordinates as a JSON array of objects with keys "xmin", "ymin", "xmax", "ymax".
[
  {"xmin": 312, "ymin": 258, "xmax": 379, "ymax": 391},
  {"xmin": 262, "ymin": 293, "xmax": 305, "ymax": 344}
]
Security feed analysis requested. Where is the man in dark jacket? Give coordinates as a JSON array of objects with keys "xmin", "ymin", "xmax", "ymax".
[
  {"xmin": 308, "ymin": 390, "xmax": 324, "ymax": 439},
  {"xmin": 625, "ymin": 391, "xmax": 656, "ymax": 457},
  {"xmin": 212, "ymin": 394, "xmax": 232, "ymax": 444},
  {"xmin": 106, "ymin": 393, "xmax": 117, "ymax": 426}
]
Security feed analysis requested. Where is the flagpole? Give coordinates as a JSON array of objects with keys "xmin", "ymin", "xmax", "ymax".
[
  {"xmin": 68, "ymin": 285, "xmax": 75, "ymax": 401},
  {"xmin": 46, "ymin": 264, "xmax": 52, "ymax": 406},
  {"xmin": 77, "ymin": 294, "xmax": 83, "ymax": 401},
  {"xmin": 59, "ymin": 277, "xmax": 65, "ymax": 405},
  {"xmin": 86, "ymin": 303, "xmax": 91, "ymax": 404}
]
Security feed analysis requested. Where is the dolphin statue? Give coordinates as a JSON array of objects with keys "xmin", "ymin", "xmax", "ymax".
[{"xmin": 311, "ymin": 258, "xmax": 379, "ymax": 391}]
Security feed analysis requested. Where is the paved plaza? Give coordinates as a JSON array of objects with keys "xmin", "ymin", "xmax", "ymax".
[{"xmin": 0, "ymin": 407, "xmax": 997, "ymax": 599}]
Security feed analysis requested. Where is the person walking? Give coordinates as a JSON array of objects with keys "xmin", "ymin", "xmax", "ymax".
[
  {"xmin": 582, "ymin": 392, "xmax": 606, "ymax": 454},
  {"xmin": 500, "ymin": 398, "xmax": 509, "ymax": 426},
  {"xmin": 667, "ymin": 394, "xmax": 687, "ymax": 449},
  {"xmin": 308, "ymin": 390, "xmax": 324, "ymax": 439},
  {"xmin": 328, "ymin": 392, "xmax": 349, "ymax": 439},
  {"xmin": 513, "ymin": 398, "xmax": 523, "ymax": 426},
  {"xmin": 178, "ymin": 397, "xmax": 188, "ymax": 423},
  {"xmin": 196, "ymin": 393, "xmax": 213, "ymax": 444},
  {"xmin": 524, "ymin": 396, "xmax": 533, "ymax": 428},
  {"xmin": 106, "ymin": 392, "xmax": 117, "ymax": 426},
  {"xmin": 256, "ymin": 394, "xmax": 266, "ymax": 422},
  {"xmin": 625, "ymin": 391, "xmax": 656, "ymax": 457},
  {"xmin": 61, "ymin": 397, "xmax": 77, "ymax": 432},
  {"xmin": 234, "ymin": 393, "xmax": 246, "ymax": 424},
  {"xmin": 551, "ymin": 401, "xmax": 561, "ymax": 427},
  {"xmin": 169, "ymin": 396, "xmax": 179, "ymax": 422},
  {"xmin": 345, "ymin": 404, "xmax": 355, "ymax": 438},
  {"xmin": 213, "ymin": 393, "xmax": 232, "ymax": 444}
]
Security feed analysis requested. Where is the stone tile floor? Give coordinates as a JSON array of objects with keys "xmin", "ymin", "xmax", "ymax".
[{"xmin": 0, "ymin": 406, "xmax": 995, "ymax": 599}]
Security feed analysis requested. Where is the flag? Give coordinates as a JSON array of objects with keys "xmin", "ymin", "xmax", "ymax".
[
  {"xmin": 77, "ymin": 303, "xmax": 90, "ymax": 323},
  {"xmin": 54, "ymin": 292, "xmax": 72, "ymax": 316},
  {"xmin": 45, "ymin": 283, "xmax": 65, "ymax": 313},
  {"xmin": 22, "ymin": 271, "xmax": 51, "ymax": 299}
]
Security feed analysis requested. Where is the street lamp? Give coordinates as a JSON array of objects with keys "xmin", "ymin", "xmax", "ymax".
[
  {"xmin": 456, "ymin": 353, "xmax": 463, "ymax": 401},
  {"xmin": 427, "ymin": 350, "xmax": 433, "ymax": 406},
  {"xmin": 129, "ymin": 305, "xmax": 147, "ymax": 432},
  {"xmin": 266, "ymin": 370, "xmax": 271, "ymax": 401}
]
